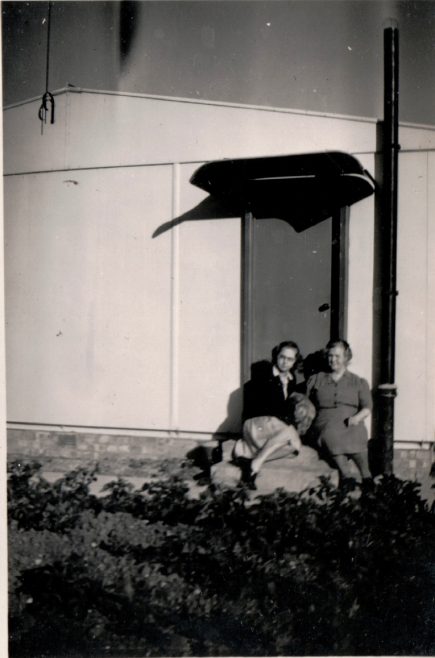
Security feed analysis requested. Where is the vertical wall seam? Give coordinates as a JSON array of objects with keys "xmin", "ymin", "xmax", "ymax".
[
  {"xmin": 64, "ymin": 91, "xmax": 71, "ymax": 170},
  {"xmin": 169, "ymin": 163, "xmax": 180, "ymax": 430},
  {"xmin": 425, "ymin": 151, "xmax": 431, "ymax": 442}
]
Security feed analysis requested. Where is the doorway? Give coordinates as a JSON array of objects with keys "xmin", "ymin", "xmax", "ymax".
[{"xmin": 242, "ymin": 208, "xmax": 348, "ymax": 381}]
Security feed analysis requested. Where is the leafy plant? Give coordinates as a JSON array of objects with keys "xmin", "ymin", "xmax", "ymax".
[
  {"xmin": 8, "ymin": 460, "xmax": 435, "ymax": 657},
  {"xmin": 8, "ymin": 460, "xmax": 101, "ymax": 531}
]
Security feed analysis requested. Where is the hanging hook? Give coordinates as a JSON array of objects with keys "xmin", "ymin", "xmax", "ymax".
[
  {"xmin": 38, "ymin": 91, "xmax": 55, "ymax": 124},
  {"xmin": 38, "ymin": 2, "xmax": 55, "ymax": 127}
]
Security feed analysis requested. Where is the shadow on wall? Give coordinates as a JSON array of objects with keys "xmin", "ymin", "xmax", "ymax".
[
  {"xmin": 151, "ymin": 181, "xmax": 340, "ymax": 240},
  {"xmin": 152, "ymin": 195, "xmax": 238, "ymax": 238},
  {"xmin": 212, "ymin": 387, "xmax": 244, "ymax": 438},
  {"xmin": 185, "ymin": 387, "xmax": 243, "ymax": 472},
  {"xmin": 119, "ymin": 1, "xmax": 139, "ymax": 65},
  {"xmin": 303, "ymin": 350, "xmax": 327, "ymax": 380}
]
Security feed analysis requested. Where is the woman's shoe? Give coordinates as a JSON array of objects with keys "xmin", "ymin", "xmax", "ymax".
[
  {"xmin": 361, "ymin": 477, "xmax": 374, "ymax": 494},
  {"xmin": 339, "ymin": 477, "xmax": 357, "ymax": 492},
  {"xmin": 245, "ymin": 470, "xmax": 258, "ymax": 491},
  {"xmin": 233, "ymin": 457, "xmax": 258, "ymax": 490}
]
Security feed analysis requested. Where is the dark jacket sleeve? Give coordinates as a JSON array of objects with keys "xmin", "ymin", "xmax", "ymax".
[{"xmin": 243, "ymin": 371, "xmax": 304, "ymax": 425}]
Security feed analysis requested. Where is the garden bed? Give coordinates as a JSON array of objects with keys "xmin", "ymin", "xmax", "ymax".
[{"xmin": 8, "ymin": 459, "xmax": 435, "ymax": 657}]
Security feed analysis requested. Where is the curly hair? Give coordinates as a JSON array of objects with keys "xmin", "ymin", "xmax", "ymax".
[
  {"xmin": 271, "ymin": 340, "xmax": 303, "ymax": 371},
  {"xmin": 325, "ymin": 338, "xmax": 353, "ymax": 362}
]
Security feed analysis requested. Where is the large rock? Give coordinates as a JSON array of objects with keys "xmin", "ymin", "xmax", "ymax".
[{"xmin": 210, "ymin": 461, "xmax": 242, "ymax": 487}]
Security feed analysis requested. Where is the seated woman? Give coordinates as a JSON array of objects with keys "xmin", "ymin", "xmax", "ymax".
[
  {"xmin": 233, "ymin": 340, "xmax": 315, "ymax": 489},
  {"xmin": 307, "ymin": 339, "xmax": 372, "ymax": 488}
]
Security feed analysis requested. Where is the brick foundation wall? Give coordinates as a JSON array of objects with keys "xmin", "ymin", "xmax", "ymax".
[
  {"xmin": 7, "ymin": 428, "xmax": 203, "ymax": 474},
  {"xmin": 393, "ymin": 447, "xmax": 434, "ymax": 481},
  {"xmin": 7, "ymin": 427, "xmax": 435, "ymax": 485}
]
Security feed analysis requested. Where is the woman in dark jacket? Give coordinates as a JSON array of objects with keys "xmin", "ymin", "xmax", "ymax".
[{"xmin": 233, "ymin": 340, "xmax": 315, "ymax": 489}]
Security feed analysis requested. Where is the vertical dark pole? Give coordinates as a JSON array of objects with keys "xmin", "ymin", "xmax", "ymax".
[
  {"xmin": 241, "ymin": 209, "xmax": 254, "ymax": 384},
  {"xmin": 377, "ymin": 26, "xmax": 399, "ymax": 474},
  {"xmin": 330, "ymin": 206, "xmax": 349, "ymax": 340}
]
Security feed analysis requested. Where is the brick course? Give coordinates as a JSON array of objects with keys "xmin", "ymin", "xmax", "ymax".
[{"xmin": 7, "ymin": 428, "xmax": 434, "ymax": 495}]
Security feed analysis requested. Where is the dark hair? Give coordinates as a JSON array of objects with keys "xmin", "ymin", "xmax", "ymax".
[
  {"xmin": 272, "ymin": 341, "xmax": 303, "ymax": 371},
  {"xmin": 326, "ymin": 338, "xmax": 353, "ymax": 362}
]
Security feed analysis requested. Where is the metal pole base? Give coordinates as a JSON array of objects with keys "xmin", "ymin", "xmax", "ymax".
[{"xmin": 376, "ymin": 383, "xmax": 398, "ymax": 475}]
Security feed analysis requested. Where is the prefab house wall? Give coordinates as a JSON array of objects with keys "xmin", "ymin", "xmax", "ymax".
[
  {"xmin": 4, "ymin": 89, "xmax": 435, "ymax": 448},
  {"xmin": 395, "ymin": 151, "xmax": 435, "ymax": 446}
]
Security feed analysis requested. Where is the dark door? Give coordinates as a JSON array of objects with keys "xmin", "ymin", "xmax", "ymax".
[{"xmin": 242, "ymin": 210, "xmax": 347, "ymax": 380}]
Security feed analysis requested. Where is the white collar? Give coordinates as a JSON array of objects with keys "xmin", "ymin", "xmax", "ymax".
[{"xmin": 273, "ymin": 365, "xmax": 293, "ymax": 381}]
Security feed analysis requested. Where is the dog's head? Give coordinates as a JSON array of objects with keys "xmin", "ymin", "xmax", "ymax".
[{"xmin": 289, "ymin": 392, "xmax": 316, "ymax": 436}]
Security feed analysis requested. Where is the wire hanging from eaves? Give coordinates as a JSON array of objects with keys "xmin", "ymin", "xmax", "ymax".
[{"xmin": 38, "ymin": 1, "xmax": 55, "ymax": 128}]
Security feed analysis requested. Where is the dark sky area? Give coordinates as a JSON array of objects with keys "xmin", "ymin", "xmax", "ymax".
[{"xmin": 2, "ymin": 1, "xmax": 435, "ymax": 124}]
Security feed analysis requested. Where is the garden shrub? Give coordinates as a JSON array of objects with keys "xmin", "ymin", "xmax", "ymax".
[{"xmin": 8, "ymin": 460, "xmax": 435, "ymax": 657}]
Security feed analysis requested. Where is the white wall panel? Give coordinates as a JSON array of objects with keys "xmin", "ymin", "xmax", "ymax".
[
  {"xmin": 4, "ymin": 91, "xmax": 435, "ymax": 443},
  {"xmin": 347, "ymin": 153, "xmax": 375, "ymax": 387},
  {"xmin": 395, "ymin": 152, "xmax": 428, "ymax": 442},
  {"xmin": 427, "ymin": 153, "xmax": 435, "ymax": 443},
  {"xmin": 177, "ymin": 163, "xmax": 242, "ymax": 433},
  {"xmin": 5, "ymin": 90, "xmax": 378, "ymax": 174},
  {"xmin": 5, "ymin": 166, "xmax": 173, "ymax": 428},
  {"xmin": 3, "ymin": 95, "xmax": 70, "ymax": 174},
  {"xmin": 400, "ymin": 124, "xmax": 435, "ymax": 151}
]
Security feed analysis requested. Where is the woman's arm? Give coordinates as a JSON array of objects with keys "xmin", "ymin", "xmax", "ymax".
[
  {"xmin": 347, "ymin": 376, "xmax": 372, "ymax": 425},
  {"xmin": 347, "ymin": 407, "xmax": 371, "ymax": 426}
]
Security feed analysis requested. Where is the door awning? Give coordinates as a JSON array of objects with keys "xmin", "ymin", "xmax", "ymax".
[{"xmin": 190, "ymin": 151, "xmax": 375, "ymax": 231}]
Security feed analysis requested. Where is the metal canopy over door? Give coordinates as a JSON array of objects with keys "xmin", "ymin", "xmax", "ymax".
[{"xmin": 191, "ymin": 151, "xmax": 374, "ymax": 381}]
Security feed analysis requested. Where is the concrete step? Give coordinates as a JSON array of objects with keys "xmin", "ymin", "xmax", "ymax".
[
  {"xmin": 39, "ymin": 445, "xmax": 337, "ymax": 499},
  {"xmin": 256, "ymin": 445, "xmax": 340, "ymax": 494},
  {"xmin": 210, "ymin": 444, "xmax": 340, "ymax": 494}
]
